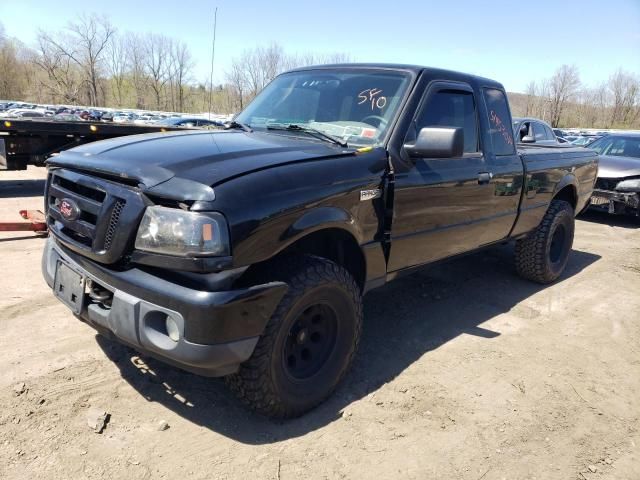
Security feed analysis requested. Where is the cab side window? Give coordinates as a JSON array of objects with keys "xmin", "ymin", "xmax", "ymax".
[{"xmin": 415, "ymin": 90, "xmax": 479, "ymax": 154}]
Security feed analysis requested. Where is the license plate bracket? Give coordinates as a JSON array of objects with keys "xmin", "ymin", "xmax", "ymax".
[{"xmin": 54, "ymin": 261, "xmax": 85, "ymax": 314}]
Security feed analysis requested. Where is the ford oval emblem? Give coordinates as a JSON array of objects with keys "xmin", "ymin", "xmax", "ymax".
[{"xmin": 59, "ymin": 198, "xmax": 80, "ymax": 221}]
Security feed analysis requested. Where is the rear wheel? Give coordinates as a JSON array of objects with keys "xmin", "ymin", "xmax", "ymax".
[
  {"xmin": 515, "ymin": 200, "xmax": 575, "ymax": 284},
  {"xmin": 225, "ymin": 255, "xmax": 362, "ymax": 418}
]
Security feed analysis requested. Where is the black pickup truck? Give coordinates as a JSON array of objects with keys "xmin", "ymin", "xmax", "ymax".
[{"xmin": 42, "ymin": 64, "xmax": 598, "ymax": 417}]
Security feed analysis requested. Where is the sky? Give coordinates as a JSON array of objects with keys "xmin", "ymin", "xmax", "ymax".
[{"xmin": 1, "ymin": 0, "xmax": 639, "ymax": 93}]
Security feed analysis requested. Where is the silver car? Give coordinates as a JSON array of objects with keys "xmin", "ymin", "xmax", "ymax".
[{"xmin": 588, "ymin": 133, "xmax": 640, "ymax": 216}]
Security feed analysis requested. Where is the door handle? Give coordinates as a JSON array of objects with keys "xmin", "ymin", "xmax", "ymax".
[{"xmin": 478, "ymin": 172, "xmax": 493, "ymax": 185}]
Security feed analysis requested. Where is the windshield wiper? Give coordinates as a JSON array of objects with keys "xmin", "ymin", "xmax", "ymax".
[
  {"xmin": 224, "ymin": 120, "xmax": 252, "ymax": 132},
  {"xmin": 266, "ymin": 123, "xmax": 348, "ymax": 148}
]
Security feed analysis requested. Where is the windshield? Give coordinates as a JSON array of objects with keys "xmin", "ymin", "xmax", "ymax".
[
  {"xmin": 235, "ymin": 69, "xmax": 412, "ymax": 147},
  {"xmin": 589, "ymin": 136, "xmax": 640, "ymax": 158}
]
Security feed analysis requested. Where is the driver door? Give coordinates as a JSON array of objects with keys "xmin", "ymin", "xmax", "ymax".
[{"xmin": 387, "ymin": 82, "xmax": 497, "ymax": 272}]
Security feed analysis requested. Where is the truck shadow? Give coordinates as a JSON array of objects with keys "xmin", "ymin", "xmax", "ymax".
[
  {"xmin": 579, "ymin": 209, "xmax": 639, "ymax": 229},
  {"xmin": 95, "ymin": 244, "xmax": 600, "ymax": 444},
  {"xmin": 0, "ymin": 179, "xmax": 46, "ymax": 198}
]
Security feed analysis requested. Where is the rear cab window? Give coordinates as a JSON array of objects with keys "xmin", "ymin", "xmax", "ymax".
[{"xmin": 483, "ymin": 88, "xmax": 515, "ymax": 155}]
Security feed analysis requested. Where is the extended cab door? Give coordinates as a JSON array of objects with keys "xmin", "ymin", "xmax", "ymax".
[{"xmin": 387, "ymin": 82, "xmax": 523, "ymax": 273}]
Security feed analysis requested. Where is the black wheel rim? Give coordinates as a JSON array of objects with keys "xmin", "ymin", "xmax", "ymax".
[
  {"xmin": 549, "ymin": 224, "xmax": 567, "ymax": 264},
  {"xmin": 283, "ymin": 304, "xmax": 338, "ymax": 380}
]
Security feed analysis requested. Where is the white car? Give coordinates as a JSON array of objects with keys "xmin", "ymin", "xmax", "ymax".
[
  {"xmin": 113, "ymin": 113, "xmax": 137, "ymax": 123},
  {"xmin": 133, "ymin": 115, "xmax": 155, "ymax": 124}
]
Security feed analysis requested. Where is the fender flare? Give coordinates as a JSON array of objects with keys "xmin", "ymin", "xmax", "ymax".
[
  {"xmin": 552, "ymin": 173, "xmax": 578, "ymax": 203},
  {"xmin": 279, "ymin": 206, "xmax": 363, "ymax": 246}
]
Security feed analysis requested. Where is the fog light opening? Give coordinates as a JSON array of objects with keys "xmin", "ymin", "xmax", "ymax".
[{"xmin": 166, "ymin": 316, "xmax": 180, "ymax": 342}]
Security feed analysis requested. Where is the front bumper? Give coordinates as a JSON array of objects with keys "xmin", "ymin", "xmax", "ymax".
[
  {"xmin": 590, "ymin": 189, "xmax": 640, "ymax": 215},
  {"xmin": 42, "ymin": 237, "xmax": 288, "ymax": 376}
]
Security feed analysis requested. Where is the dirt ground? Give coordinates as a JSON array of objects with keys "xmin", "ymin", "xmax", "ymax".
[{"xmin": 0, "ymin": 166, "xmax": 639, "ymax": 480}]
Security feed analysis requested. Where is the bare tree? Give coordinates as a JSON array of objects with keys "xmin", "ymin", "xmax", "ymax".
[
  {"xmin": 0, "ymin": 24, "xmax": 29, "ymax": 100},
  {"xmin": 125, "ymin": 33, "xmax": 147, "ymax": 109},
  {"xmin": 170, "ymin": 40, "xmax": 193, "ymax": 112},
  {"xmin": 524, "ymin": 81, "xmax": 537, "ymax": 116},
  {"xmin": 234, "ymin": 43, "xmax": 287, "ymax": 98},
  {"xmin": 286, "ymin": 51, "xmax": 352, "ymax": 69},
  {"xmin": 227, "ymin": 43, "xmax": 353, "ymax": 110},
  {"xmin": 225, "ymin": 61, "xmax": 247, "ymax": 111},
  {"xmin": 576, "ymin": 84, "xmax": 608, "ymax": 127},
  {"xmin": 34, "ymin": 32, "xmax": 83, "ymax": 103},
  {"xmin": 609, "ymin": 69, "xmax": 640, "ymax": 127},
  {"xmin": 532, "ymin": 79, "xmax": 551, "ymax": 123},
  {"xmin": 7, "ymin": 18, "xmax": 639, "ymax": 127},
  {"xmin": 68, "ymin": 14, "xmax": 114, "ymax": 105},
  {"xmin": 548, "ymin": 65, "xmax": 581, "ymax": 127},
  {"xmin": 106, "ymin": 33, "xmax": 128, "ymax": 107},
  {"xmin": 38, "ymin": 14, "xmax": 114, "ymax": 106},
  {"xmin": 144, "ymin": 33, "xmax": 170, "ymax": 109}
]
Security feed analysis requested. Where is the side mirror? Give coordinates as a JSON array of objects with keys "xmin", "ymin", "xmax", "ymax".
[
  {"xmin": 404, "ymin": 127, "xmax": 464, "ymax": 159},
  {"xmin": 521, "ymin": 135, "xmax": 536, "ymax": 143}
]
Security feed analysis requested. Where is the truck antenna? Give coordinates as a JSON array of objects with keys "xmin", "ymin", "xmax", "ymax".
[{"xmin": 208, "ymin": 7, "xmax": 218, "ymax": 121}]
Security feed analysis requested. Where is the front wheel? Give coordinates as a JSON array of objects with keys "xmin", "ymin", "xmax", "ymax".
[
  {"xmin": 225, "ymin": 255, "xmax": 362, "ymax": 418},
  {"xmin": 515, "ymin": 200, "xmax": 575, "ymax": 284}
]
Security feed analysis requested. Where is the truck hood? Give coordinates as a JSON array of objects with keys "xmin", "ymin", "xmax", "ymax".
[
  {"xmin": 47, "ymin": 130, "xmax": 353, "ymax": 201},
  {"xmin": 598, "ymin": 154, "xmax": 640, "ymax": 178}
]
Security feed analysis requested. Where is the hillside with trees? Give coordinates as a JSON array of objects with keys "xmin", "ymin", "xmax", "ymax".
[{"xmin": 1, "ymin": 16, "xmax": 638, "ymax": 129}]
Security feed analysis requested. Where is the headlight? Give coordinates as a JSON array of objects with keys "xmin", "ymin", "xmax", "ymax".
[
  {"xmin": 615, "ymin": 179, "xmax": 640, "ymax": 192},
  {"xmin": 135, "ymin": 206, "xmax": 229, "ymax": 257}
]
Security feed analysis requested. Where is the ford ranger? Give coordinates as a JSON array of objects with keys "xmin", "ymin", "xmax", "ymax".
[{"xmin": 42, "ymin": 64, "xmax": 598, "ymax": 417}]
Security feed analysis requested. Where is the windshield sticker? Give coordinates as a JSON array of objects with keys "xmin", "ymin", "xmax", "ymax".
[
  {"xmin": 360, "ymin": 128, "xmax": 377, "ymax": 138},
  {"xmin": 358, "ymin": 88, "xmax": 387, "ymax": 111},
  {"xmin": 309, "ymin": 121, "xmax": 378, "ymax": 140},
  {"xmin": 489, "ymin": 110, "xmax": 514, "ymax": 146}
]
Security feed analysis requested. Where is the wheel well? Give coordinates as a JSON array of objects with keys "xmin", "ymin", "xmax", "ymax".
[
  {"xmin": 277, "ymin": 229, "xmax": 366, "ymax": 291},
  {"xmin": 554, "ymin": 185, "xmax": 577, "ymax": 210}
]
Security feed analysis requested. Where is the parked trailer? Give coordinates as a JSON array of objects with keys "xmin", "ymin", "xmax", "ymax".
[{"xmin": 0, "ymin": 119, "xmax": 185, "ymax": 170}]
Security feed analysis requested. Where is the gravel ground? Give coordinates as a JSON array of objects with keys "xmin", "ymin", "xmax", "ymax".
[{"xmin": 1, "ymin": 167, "xmax": 639, "ymax": 480}]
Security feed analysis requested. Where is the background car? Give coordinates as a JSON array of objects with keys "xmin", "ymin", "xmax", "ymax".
[
  {"xmin": 156, "ymin": 117, "xmax": 223, "ymax": 128},
  {"xmin": 112, "ymin": 113, "xmax": 138, "ymax": 123},
  {"xmin": 571, "ymin": 135, "xmax": 601, "ymax": 146},
  {"xmin": 53, "ymin": 113, "xmax": 84, "ymax": 122},
  {"xmin": 133, "ymin": 114, "xmax": 156, "ymax": 124},
  {"xmin": 88, "ymin": 110, "xmax": 105, "ymax": 121},
  {"xmin": 587, "ymin": 133, "xmax": 640, "ymax": 216},
  {"xmin": 512, "ymin": 117, "xmax": 562, "ymax": 145},
  {"xmin": 15, "ymin": 110, "xmax": 45, "ymax": 118}
]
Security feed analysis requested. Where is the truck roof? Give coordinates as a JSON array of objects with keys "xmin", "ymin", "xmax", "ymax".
[{"xmin": 286, "ymin": 63, "xmax": 505, "ymax": 91}]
